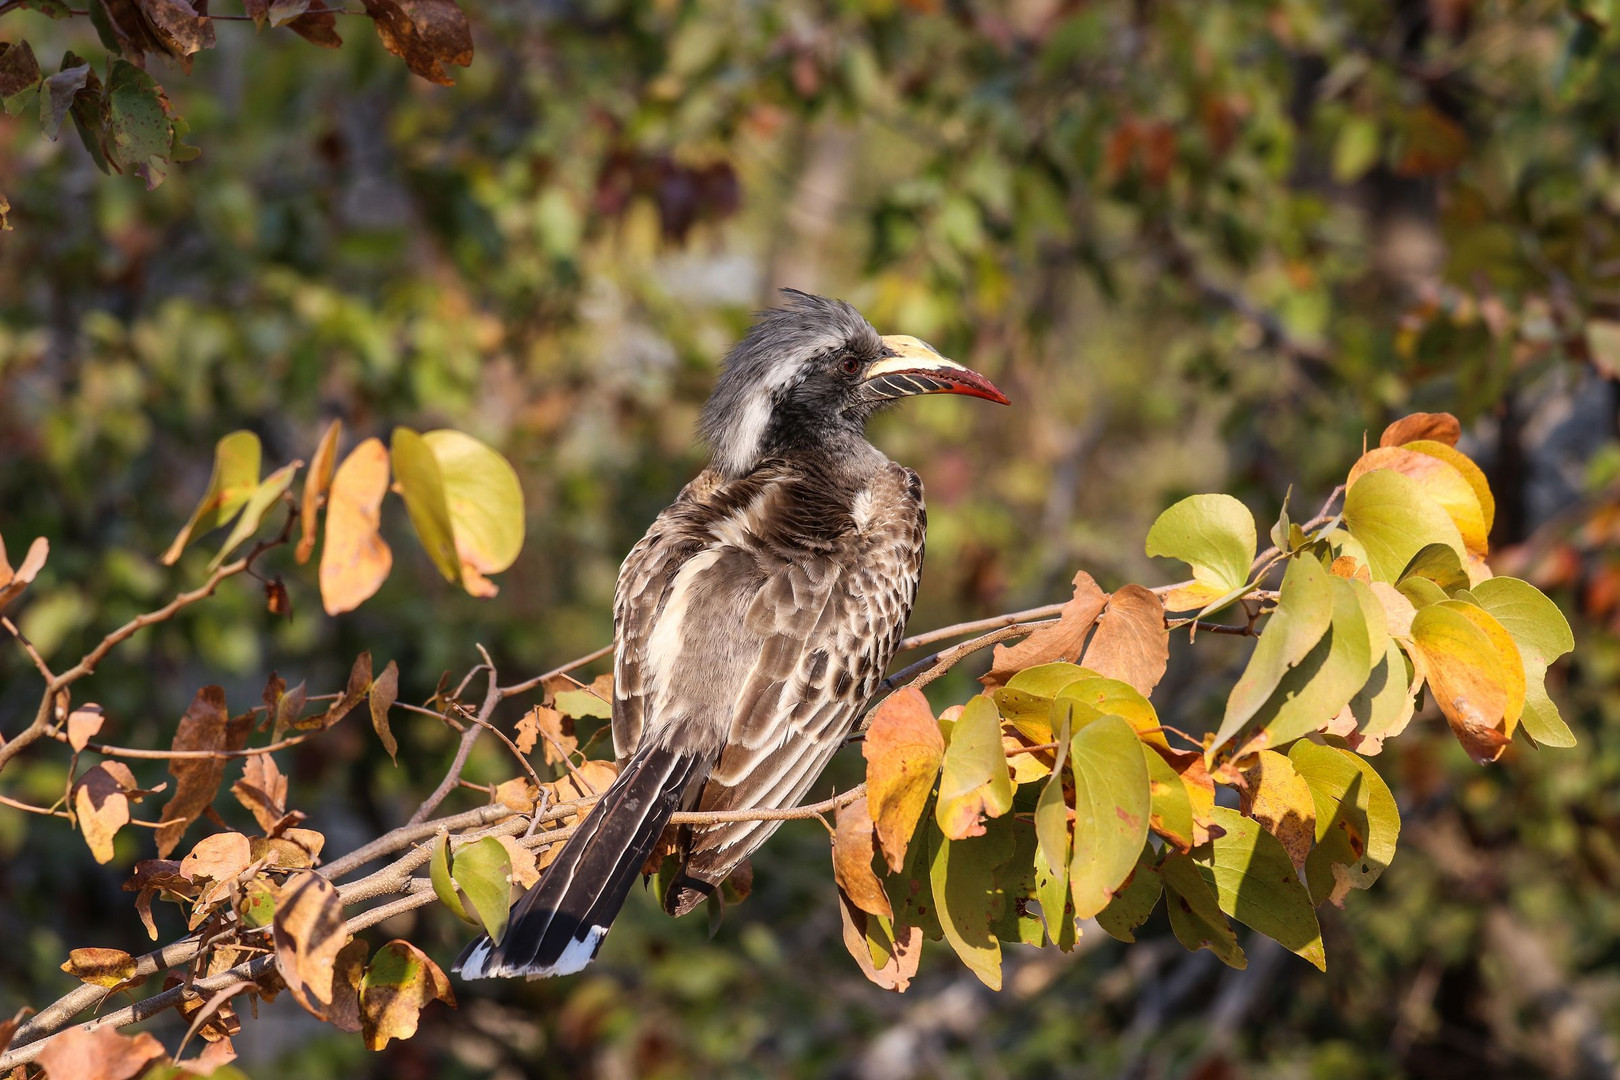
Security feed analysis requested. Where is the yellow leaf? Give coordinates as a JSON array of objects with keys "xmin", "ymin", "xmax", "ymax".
[
  {"xmin": 1410, "ymin": 601, "xmax": 1526, "ymax": 764},
  {"xmin": 297, "ymin": 418, "xmax": 343, "ymax": 564},
  {"xmin": 1240, "ymin": 750, "xmax": 1316, "ymax": 871},
  {"xmin": 319, "ymin": 438, "xmax": 393, "ymax": 615},
  {"xmin": 59, "ymin": 947, "xmax": 137, "ymax": 988},
  {"xmin": 934, "ymin": 696, "xmax": 1013, "ymax": 840}
]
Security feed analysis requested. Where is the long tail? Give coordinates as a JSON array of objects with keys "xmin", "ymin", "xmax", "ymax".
[{"xmin": 454, "ymin": 742, "xmax": 704, "ymax": 979}]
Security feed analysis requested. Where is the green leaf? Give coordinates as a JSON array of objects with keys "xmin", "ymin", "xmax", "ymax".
[
  {"xmin": 430, "ymin": 832, "xmax": 475, "ymax": 924},
  {"xmin": 1399, "ymin": 542, "xmax": 1469, "ymax": 592},
  {"xmin": 1247, "ymin": 576, "xmax": 1375, "ymax": 749},
  {"xmin": 390, "ymin": 427, "xmax": 460, "ymax": 584},
  {"xmin": 886, "ymin": 821, "xmax": 942, "ymax": 942},
  {"xmin": 452, "ymin": 835, "xmax": 514, "ymax": 945},
  {"xmin": 1162, "ymin": 852, "xmax": 1244, "ymax": 968},
  {"xmin": 1143, "ymin": 743, "xmax": 1196, "ymax": 851},
  {"xmin": 0, "ymin": 41, "xmax": 41, "ymax": 115},
  {"xmin": 423, "ymin": 429, "xmax": 526, "ymax": 592},
  {"xmin": 161, "ymin": 431, "xmax": 262, "ymax": 565},
  {"xmin": 1033, "ymin": 716, "xmax": 1071, "ymax": 876},
  {"xmin": 1003, "ymin": 662, "xmax": 1095, "ymax": 696},
  {"xmin": 241, "ymin": 878, "xmax": 277, "ymax": 929},
  {"xmin": 208, "ymin": 460, "xmax": 300, "ymax": 570},
  {"xmin": 1332, "ymin": 114, "xmax": 1380, "ymax": 182},
  {"xmin": 1096, "ymin": 845, "xmax": 1162, "ymax": 943},
  {"xmin": 988, "ymin": 819, "xmax": 1046, "ymax": 948},
  {"xmin": 1289, "ymin": 742, "xmax": 1400, "ymax": 906},
  {"xmin": 553, "ymin": 687, "xmax": 612, "ymax": 720},
  {"xmin": 1472, "ymin": 577, "xmax": 1576, "ymax": 748},
  {"xmin": 1068, "ymin": 714, "xmax": 1150, "ymax": 919},
  {"xmin": 1347, "ymin": 639, "xmax": 1416, "ymax": 744},
  {"xmin": 104, "ymin": 60, "xmax": 173, "ymax": 184},
  {"xmin": 1145, "ymin": 493, "xmax": 1258, "ymax": 612},
  {"xmin": 1215, "ymin": 555, "xmax": 1334, "ymax": 749},
  {"xmin": 1342, "ymin": 469, "xmax": 1466, "ymax": 584},
  {"xmin": 1053, "ymin": 676, "xmax": 1167, "ymax": 747},
  {"xmin": 935, "ymin": 695, "xmax": 1014, "ymax": 840},
  {"xmin": 1199, "ymin": 807, "xmax": 1325, "ymax": 971},
  {"xmin": 1396, "ymin": 574, "xmax": 1449, "ymax": 609},
  {"xmin": 930, "ymin": 822, "xmax": 1015, "ymax": 989}
]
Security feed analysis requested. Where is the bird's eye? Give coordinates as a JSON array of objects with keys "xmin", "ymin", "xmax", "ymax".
[{"xmin": 840, "ymin": 355, "xmax": 862, "ymax": 376}]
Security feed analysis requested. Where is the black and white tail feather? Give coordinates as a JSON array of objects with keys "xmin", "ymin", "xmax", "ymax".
[{"xmin": 453, "ymin": 743, "xmax": 705, "ymax": 980}]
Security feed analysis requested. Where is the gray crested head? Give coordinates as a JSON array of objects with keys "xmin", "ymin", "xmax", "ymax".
[
  {"xmin": 699, "ymin": 290, "xmax": 884, "ymax": 479},
  {"xmin": 698, "ymin": 289, "xmax": 1010, "ymax": 480}
]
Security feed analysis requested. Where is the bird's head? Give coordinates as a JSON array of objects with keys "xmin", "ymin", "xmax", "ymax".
[{"xmin": 700, "ymin": 290, "xmax": 1008, "ymax": 478}]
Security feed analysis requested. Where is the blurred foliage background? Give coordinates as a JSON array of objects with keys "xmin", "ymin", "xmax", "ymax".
[{"xmin": 3, "ymin": 0, "xmax": 1620, "ymax": 1076}]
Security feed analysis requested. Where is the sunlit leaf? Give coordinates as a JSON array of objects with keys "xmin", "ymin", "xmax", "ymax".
[
  {"xmin": 297, "ymin": 419, "xmax": 342, "ymax": 564},
  {"xmin": 1198, "ymin": 807, "xmax": 1325, "ymax": 971},
  {"xmin": 1410, "ymin": 600, "xmax": 1526, "ymax": 763},
  {"xmin": 369, "ymin": 659, "xmax": 399, "ymax": 763},
  {"xmin": 934, "ymin": 695, "xmax": 1013, "ymax": 840},
  {"xmin": 155, "ymin": 686, "xmax": 241, "ymax": 858},
  {"xmin": 422, "ymin": 429, "xmax": 526, "ymax": 597},
  {"xmin": 1068, "ymin": 714, "xmax": 1150, "ymax": 919},
  {"xmin": 272, "ymin": 872, "xmax": 347, "ymax": 1019},
  {"xmin": 0, "ymin": 531, "xmax": 48, "ymax": 610},
  {"xmin": 1342, "ymin": 468, "xmax": 1466, "ymax": 584},
  {"xmin": 1078, "ymin": 584, "xmax": 1169, "ymax": 696},
  {"xmin": 1348, "ymin": 447, "xmax": 1488, "ymax": 555},
  {"xmin": 1240, "ymin": 750, "xmax": 1315, "ymax": 870},
  {"xmin": 1245, "ymin": 576, "xmax": 1375, "ymax": 750},
  {"xmin": 1143, "ymin": 743, "xmax": 1196, "ymax": 852},
  {"xmin": 1472, "ymin": 577, "xmax": 1576, "ymax": 748},
  {"xmin": 832, "ymin": 796, "xmax": 892, "ymax": 919},
  {"xmin": 209, "ymin": 460, "xmax": 300, "ymax": 570},
  {"xmin": 1145, "ymin": 493, "xmax": 1258, "ymax": 612},
  {"xmin": 359, "ymin": 940, "xmax": 455, "ymax": 1051},
  {"xmin": 319, "ymin": 438, "xmax": 393, "ymax": 615},
  {"xmin": 929, "ymin": 820, "xmax": 1015, "ymax": 989},
  {"xmin": 390, "ymin": 427, "xmax": 460, "ymax": 585},
  {"xmin": 1053, "ymin": 676, "xmax": 1168, "ymax": 748},
  {"xmin": 452, "ymin": 835, "xmax": 515, "ymax": 945},
  {"xmin": 1215, "ymin": 555, "xmax": 1334, "ymax": 750},
  {"xmin": 160, "ymin": 431, "xmax": 262, "ymax": 565},
  {"xmin": 1289, "ymin": 742, "xmax": 1400, "ymax": 906},
  {"xmin": 60, "ymin": 947, "xmax": 137, "ymax": 988},
  {"xmin": 1379, "ymin": 412, "xmax": 1461, "ymax": 448},
  {"xmin": 429, "ymin": 833, "xmax": 474, "ymax": 924},
  {"xmin": 980, "ymin": 571, "xmax": 1108, "ymax": 688},
  {"xmin": 34, "ymin": 1025, "xmax": 165, "ymax": 1080}
]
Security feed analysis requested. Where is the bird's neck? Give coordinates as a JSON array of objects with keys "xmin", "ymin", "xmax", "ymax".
[{"xmin": 759, "ymin": 421, "xmax": 888, "ymax": 484}]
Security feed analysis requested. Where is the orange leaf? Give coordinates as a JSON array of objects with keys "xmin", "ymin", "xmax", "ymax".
[
  {"xmin": 836, "ymin": 889, "xmax": 922, "ymax": 993},
  {"xmin": 73, "ymin": 762, "xmax": 139, "ymax": 864},
  {"xmin": 980, "ymin": 571, "xmax": 1109, "ymax": 689},
  {"xmin": 1079, "ymin": 585, "xmax": 1169, "ymax": 696},
  {"xmin": 297, "ymin": 419, "xmax": 343, "ymax": 564},
  {"xmin": 861, "ymin": 687, "xmax": 944, "ymax": 871},
  {"xmin": 516, "ymin": 705, "xmax": 574, "ymax": 765},
  {"xmin": 319, "ymin": 438, "xmax": 393, "ymax": 615},
  {"xmin": 1379, "ymin": 411, "xmax": 1460, "ymax": 448},
  {"xmin": 59, "ymin": 947, "xmax": 137, "ymax": 988},
  {"xmin": 370, "ymin": 659, "xmax": 400, "ymax": 763},
  {"xmin": 232, "ymin": 754, "xmax": 289, "ymax": 833},
  {"xmin": 66, "ymin": 704, "xmax": 105, "ymax": 752},
  {"xmin": 832, "ymin": 796, "xmax": 892, "ymax": 919},
  {"xmin": 272, "ymin": 872, "xmax": 347, "ymax": 1020},
  {"xmin": 0, "ymin": 534, "xmax": 49, "ymax": 610},
  {"xmin": 33, "ymin": 1023, "xmax": 165, "ymax": 1080}
]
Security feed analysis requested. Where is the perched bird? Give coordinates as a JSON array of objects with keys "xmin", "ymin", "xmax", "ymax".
[{"xmin": 456, "ymin": 290, "xmax": 1008, "ymax": 979}]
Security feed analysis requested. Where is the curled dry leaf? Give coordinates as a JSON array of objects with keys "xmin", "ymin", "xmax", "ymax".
[
  {"xmin": 33, "ymin": 1023, "xmax": 165, "ymax": 1080},
  {"xmin": 517, "ymin": 705, "xmax": 574, "ymax": 764},
  {"xmin": 168, "ymin": 977, "xmax": 244, "ymax": 1044},
  {"xmin": 316, "ymin": 652, "xmax": 372, "ymax": 729},
  {"xmin": 297, "ymin": 418, "xmax": 342, "ymax": 564},
  {"xmin": 980, "ymin": 570, "xmax": 1109, "ymax": 689},
  {"xmin": 327, "ymin": 938, "xmax": 369, "ymax": 1034},
  {"xmin": 832, "ymin": 796, "xmax": 892, "ymax": 919},
  {"xmin": 232, "ymin": 753, "xmax": 289, "ymax": 833},
  {"xmin": 319, "ymin": 438, "xmax": 393, "ymax": 616},
  {"xmin": 370, "ymin": 659, "xmax": 400, "ymax": 763},
  {"xmin": 0, "ymin": 533, "xmax": 48, "ymax": 610},
  {"xmin": 1379, "ymin": 411, "xmax": 1461, "ymax": 449},
  {"xmin": 272, "ymin": 872, "xmax": 347, "ymax": 1019},
  {"xmin": 73, "ymin": 761, "xmax": 140, "ymax": 864},
  {"xmin": 1079, "ymin": 584, "xmax": 1169, "ymax": 696},
  {"xmin": 861, "ymin": 687, "xmax": 945, "ymax": 872},
  {"xmin": 67, "ymin": 704, "xmax": 106, "ymax": 752},
  {"xmin": 59, "ymin": 947, "xmax": 137, "ymax": 988},
  {"xmin": 359, "ymin": 939, "xmax": 456, "ymax": 1051},
  {"xmin": 155, "ymin": 686, "xmax": 248, "ymax": 858},
  {"xmin": 179, "ymin": 831, "xmax": 253, "ymax": 892},
  {"xmin": 360, "ymin": 0, "xmax": 473, "ymax": 86},
  {"xmin": 496, "ymin": 834, "xmax": 541, "ymax": 889},
  {"xmin": 837, "ymin": 889, "xmax": 922, "ymax": 993}
]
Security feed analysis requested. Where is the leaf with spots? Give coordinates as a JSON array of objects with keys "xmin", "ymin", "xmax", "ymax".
[
  {"xmin": 359, "ymin": 940, "xmax": 455, "ymax": 1051},
  {"xmin": 1239, "ymin": 750, "xmax": 1316, "ymax": 871},
  {"xmin": 1289, "ymin": 742, "xmax": 1400, "ymax": 907},
  {"xmin": 1197, "ymin": 807, "xmax": 1325, "ymax": 971},
  {"xmin": 360, "ymin": 0, "xmax": 474, "ymax": 86},
  {"xmin": 1162, "ymin": 852, "xmax": 1245, "ymax": 969},
  {"xmin": 1067, "ymin": 714, "xmax": 1150, "ymax": 919},
  {"xmin": 59, "ymin": 947, "xmax": 137, "ymax": 988}
]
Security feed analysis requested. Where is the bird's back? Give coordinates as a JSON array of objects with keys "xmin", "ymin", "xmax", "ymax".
[{"xmin": 610, "ymin": 453, "xmax": 926, "ymax": 912}]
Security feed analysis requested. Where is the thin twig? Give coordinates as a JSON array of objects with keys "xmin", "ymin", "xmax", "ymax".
[
  {"xmin": 497, "ymin": 643, "xmax": 612, "ymax": 699},
  {"xmin": 45, "ymin": 729, "xmax": 317, "ymax": 760},
  {"xmin": 2, "ymin": 614, "xmax": 53, "ymax": 681}
]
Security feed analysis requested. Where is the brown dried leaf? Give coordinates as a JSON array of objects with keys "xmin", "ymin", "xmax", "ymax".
[
  {"xmin": 265, "ymin": 577, "xmax": 292, "ymax": 618},
  {"xmin": 59, "ymin": 947, "xmax": 137, "ymax": 988},
  {"xmin": 67, "ymin": 704, "xmax": 106, "ymax": 752},
  {"xmin": 837, "ymin": 890, "xmax": 922, "ymax": 993},
  {"xmin": 1079, "ymin": 584, "xmax": 1169, "ymax": 696},
  {"xmin": 252, "ymin": 827, "xmax": 325, "ymax": 869},
  {"xmin": 320, "ymin": 652, "xmax": 372, "ymax": 728},
  {"xmin": 861, "ymin": 687, "xmax": 945, "ymax": 872},
  {"xmin": 327, "ymin": 937, "xmax": 368, "ymax": 1034},
  {"xmin": 1153, "ymin": 746, "xmax": 1218, "ymax": 847},
  {"xmin": 359, "ymin": 939, "xmax": 456, "ymax": 1051},
  {"xmin": 232, "ymin": 754, "xmax": 288, "ymax": 833},
  {"xmin": 319, "ymin": 438, "xmax": 393, "ymax": 615},
  {"xmin": 832, "ymin": 797, "xmax": 892, "ymax": 919},
  {"xmin": 369, "ymin": 659, "xmax": 399, "ymax": 763},
  {"xmin": 1379, "ymin": 411, "xmax": 1460, "ymax": 449},
  {"xmin": 1240, "ymin": 750, "xmax": 1317, "ymax": 872},
  {"xmin": 272, "ymin": 872, "xmax": 347, "ymax": 1019},
  {"xmin": 33, "ymin": 1023, "xmax": 165, "ymax": 1080},
  {"xmin": 287, "ymin": 3, "xmax": 343, "ymax": 47},
  {"xmin": 169, "ymin": 1037, "xmax": 238, "ymax": 1077},
  {"xmin": 74, "ymin": 762, "xmax": 138, "ymax": 864},
  {"xmin": 156, "ymin": 686, "xmax": 237, "ymax": 858},
  {"xmin": 272, "ymin": 680, "xmax": 308, "ymax": 743},
  {"xmin": 516, "ymin": 705, "xmax": 573, "ymax": 764},
  {"xmin": 297, "ymin": 419, "xmax": 342, "ymax": 564},
  {"xmin": 551, "ymin": 760, "xmax": 618, "ymax": 809},
  {"xmin": 0, "ymin": 1009, "xmax": 25, "ymax": 1056},
  {"xmin": 170, "ymin": 979, "xmax": 243, "ymax": 1043},
  {"xmin": 0, "ymin": 534, "xmax": 48, "ymax": 610},
  {"xmin": 495, "ymin": 835, "xmax": 540, "ymax": 888},
  {"xmin": 493, "ymin": 776, "xmax": 539, "ymax": 813},
  {"xmin": 179, "ymin": 831, "xmax": 253, "ymax": 888},
  {"xmin": 980, "ymin": 571, "xmax": 1109, "ymax": 689},
  {"xmin": 360, "ymin": 0, "xmax": 473, "ymax": 85}
]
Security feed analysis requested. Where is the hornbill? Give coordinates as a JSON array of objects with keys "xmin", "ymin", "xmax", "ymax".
[{"xmin": 456, "ymin": 290, "xmax": 1008, "ymax": 979}]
